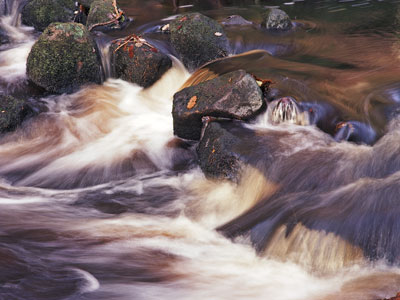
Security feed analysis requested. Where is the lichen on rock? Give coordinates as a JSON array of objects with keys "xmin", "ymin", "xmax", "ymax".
[{"xmin": 262, "ymin": 8, "xmax": 292, "ymax": 31}]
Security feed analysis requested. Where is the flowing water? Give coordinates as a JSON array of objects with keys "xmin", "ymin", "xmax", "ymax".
[{"xmin": 1, "ymin": 0, "xmax": 400, "ymax": 299}]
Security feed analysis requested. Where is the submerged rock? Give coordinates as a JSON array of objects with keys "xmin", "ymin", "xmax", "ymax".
[
  {"xmin": 169, "ymin": 12, "xmax": 229, "ymax": 71},
  {"xmin": 172, "ymin": 69, "xmax": 264, "ymax": 140},
  {"xmin": 86, "ymin": 0, "xmax": 129, "ymax": 32},
  {"xmin": 21, "ymin": 0, "xmax": 76, "ymax": 31},
  {"xmin": 221, "ymin": 15, "xmax": 253, "ymax": 26},
  {"xmin": 197, "ymin": 120, "xmax": 244, "ymax": 182},
  {"xmin": 0, "ymin": 95, "xmax": 29, "ymax": 133},
  {"xmin": 262, "ymin": 8, "xmax": 292, "ymax": 31},
  {"xmin": 26, "ymin": 22, "xmax": 102, "ymax": 94},
  {"xmin": 110, "ymin": 36, "xmax": 172, "ymax": 88}
]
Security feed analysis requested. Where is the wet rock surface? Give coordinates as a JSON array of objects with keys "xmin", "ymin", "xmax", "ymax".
[
  {"xmin": 0, "ymin": 95, "xmax": 29, "ymax": 133},
  {"xmin": 262, "ymin": 8, "xmax": 292, "ymax": 31},
  {"xmin": 197, "ymin": 121, "xmax": 245, "ymax": 182},
  {"xmin": 86, "ymin": 0, "xmax": 128, "ymax": 32},
  {"xmin": 21, "ymin": 0, "xmax": 75, "ymax": 31},
  {"xmin": 26, "ymin": 22, "xmax": 101, "ymax": 94},
  {"xmin": 110, "ymin": 36, "xmax": 172, "ymax": 88},
  {"xmin": 172, "ymin": 69, "xmax": 264, "ymax": 140},
  {"xmin": 221, "ymin": 15, "xmax": 253, "ymax": 26},
  {"xmin": 169, "ymin": 12, "xmax": 229, "ymax": 71}
]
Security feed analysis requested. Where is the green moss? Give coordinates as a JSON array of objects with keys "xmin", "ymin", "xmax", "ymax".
[
  {"xmin": 21, "ymin": 0, "xmax": 75, "ymax": 31},
  {"xmin": 0, "ymin": 95, "xmax": 26, "ymax": 133},
  {"xmin": 86, "ymin": 0, "xmax": 127, "ymax": 31},
  {"xmin": 27, "ymin": 22, "xmax": 101, "ymax": 93}
]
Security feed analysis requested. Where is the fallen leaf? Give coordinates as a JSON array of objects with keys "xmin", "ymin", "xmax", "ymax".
[
  {"xmin": 179, "ymin": 16, "xmax": 188, "ymax": 22},
  {"xmin": 187, "ymin": 95, "xmax": 197, "ymax": 110},
  {"xmin": 129, "ymin": 45, "xmax": 134, "ymax": 58},
  {"xmin": 177, "ymin": 25, "xmax": 182, "ymax": 30}
]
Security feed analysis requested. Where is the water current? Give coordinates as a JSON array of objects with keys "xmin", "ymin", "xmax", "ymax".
[{"xmin": 1, "ymin": 0, "xmax": 400, "ymax": 299}]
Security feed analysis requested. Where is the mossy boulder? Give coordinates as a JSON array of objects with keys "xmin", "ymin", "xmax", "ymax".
[
  {"xmin": 26, "ymin": 22, "xmax": 102, "ymax": 94},
  {"xmin": 172, "ymin": 69, "xmax": 264, "ymax": 140},
  {"xmin": 110, "ymin": 37, "xmax": 172, "ymax": 88},
  {"xmin": 86, "ymin": 0, "xmax": 129, "ymax": 32},
  {"xmin": 21, "ymin": 0, "xmax": 75, "ymax": 31},
  {"xmin": 0, "ymin": 95, "xmax": 30, "ymax": 133},
  {"xmin": 169, "ymin": 13, "xmax": 229, "ymax": 71},
  {"xmin": 262, "ymin": 8, "xmax": 292, "ymax": 31},
  {"xmin": 79, "ymin": 0, "xmax": 95, "ymax": 8}
]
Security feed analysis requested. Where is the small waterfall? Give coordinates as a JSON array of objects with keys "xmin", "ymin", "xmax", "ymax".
[{"xmin": 94, "ymin": 34, "xmax": 113, "ymax": 81}]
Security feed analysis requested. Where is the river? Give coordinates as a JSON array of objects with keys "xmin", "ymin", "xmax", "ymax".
[{"xmin": 0, "ymin": 0, "xmax": 400, "ymax": 299}]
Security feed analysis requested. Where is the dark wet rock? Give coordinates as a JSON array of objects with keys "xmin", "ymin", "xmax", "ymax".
[
  {"xmin": 221, "ymin": 15, "xmax": 253, "ymax": 26},
  {"xmin": 86, "ymin": 0, "xmax": 129, "ymax": 32},
  {"xmin": 21, "ymin": 0, "xmax": 75, "ymax": 31},
  {"xmin": 169, "ymin": 12, "xmax": 229, "ymax": 71},
  {"xmin": 334, "ymin": 121, "xmax": 377, "ymax": 145},
  {"xmin": 0, "ymin": 0, "xmax": 7, "ymax": 16},
  {"xmin": 262, "ymin": 8, "xmax": 292, "ymax": 31},
  {"xmin": 0, "ymin": 95, "xmax": 30, "ymax": 133},
  {"xmin": 110, "ymin": 36, "xmax": 172, "ymax": 88},
  {"xmin": 26, "ymin": 22, "xmax": 102, "ymax": 94},
  {"xmin": 172, "ymin": 69, "xmax": 264, "ymax": 140},
  {"xmin": 197, "ymin": 121, "xmax": 244, "ymax": 182},
  {"xmin": 0, "ymin": 27, "xmax": 9, "ymax": 44}
]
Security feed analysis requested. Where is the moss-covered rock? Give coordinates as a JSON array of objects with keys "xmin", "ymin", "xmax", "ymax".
[
  {"xmin": 0, "ymin": 95, "xmax": 29, "ymax": 133},
  {"xmin": 172, "ymin": 69, "xmax": 264, "ymax": 140},
  {"xmin": 86, "ymin": 0, "xmax": 129, "ymax": 32},
  {"xmin": 26, "ymin": 22, "xmax": 102, "ymax": 94},
  {"xmin": 110, "ymin": 36, "xmax": 172, "ymax": 88},
  {"xmin": 21, "ymin": 0, "xmax": 75, "ymax": 31},
  {"xmin": 79, "ymin": 0, "xmax": 95, "ymax": 8},
  {"xmin": 170, "ymin": 13, "xmax": 229, "ymax": 71},
  {"xmin": 262, "ymin": 8, "xmax": 292, "ymax": 31}
]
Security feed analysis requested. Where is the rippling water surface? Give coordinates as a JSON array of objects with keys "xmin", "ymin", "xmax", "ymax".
[{"xmin": 1, "ymin": 0, "xmax": 400, "ymax": 299}]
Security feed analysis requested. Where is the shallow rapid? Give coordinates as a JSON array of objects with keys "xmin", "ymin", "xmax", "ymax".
[{"xmin": 1, "ymin": 1, "xmax": 400, "ymax": 299}]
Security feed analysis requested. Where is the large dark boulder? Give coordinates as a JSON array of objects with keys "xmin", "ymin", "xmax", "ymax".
[
  {"xmin": 197, "ymin": 120, "xmax": 244, "ymax": 182},
  {"xmin": 169, "ymin": 12, "xmax": 229, "ymax": 71},
  {"xmin": 110, "ymin": 36, "xmax": 172, "ymax": 88},
  {"xmin": 261, "ymin": 8, "xmax": 292, "ymax": 31},
  {"xmin": 86, "ymin": 0, "xmax": 129, "ymax": 32},
  {"xmin": 172, "ymin": 69, "xmax": 264, "ymax": 140},
  {"xmin": 0, "ymin": 95, "xmax": 29, "ymax": 133},
  {"xmin": 26, "ymin": 22, "xmax": 102, "ymax": 94},
  {"xmin": 21, "ymin": 0, "xmax": 75, "ymax": 31}
]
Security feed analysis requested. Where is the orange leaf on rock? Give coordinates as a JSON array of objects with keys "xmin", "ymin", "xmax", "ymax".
[{"xmin": 187, "ymin": 96, "xmax": 197, "ymax": 110}]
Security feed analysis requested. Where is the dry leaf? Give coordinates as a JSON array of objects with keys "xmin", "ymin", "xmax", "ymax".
[{"xmin": 187, "ymin": 95, "xmax": 197, "ymax": 109}]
